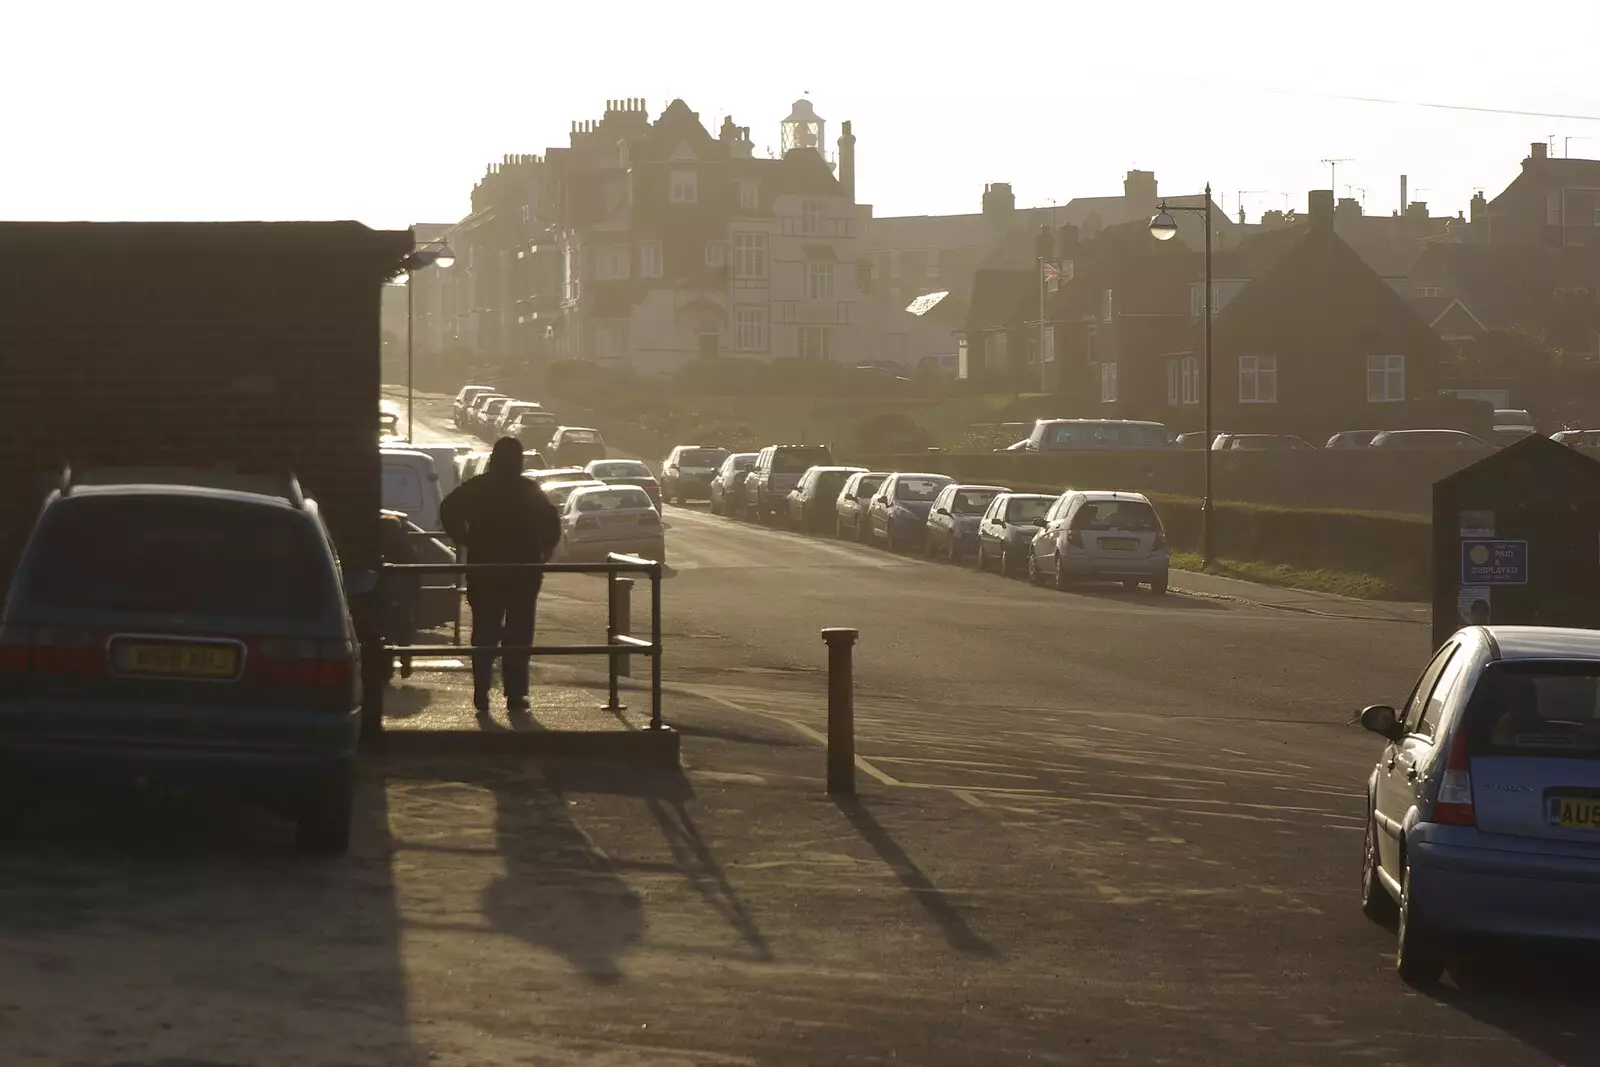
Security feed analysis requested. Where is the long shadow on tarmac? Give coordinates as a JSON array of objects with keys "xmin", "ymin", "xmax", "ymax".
[
  {"xmin": 0, "ymin": 770, "xmax": 423, "ymax": 1064},
  {"xmin": 832, "ymin": 796, "xmax": 999, "ymax": 958},
  {"xmin": 1431, "ymin": 944, "xmax": 1600, "ymax": 1064},
  {"xmin": 476, "ymin": 760, "xmax": 773, "ymax": 984}
]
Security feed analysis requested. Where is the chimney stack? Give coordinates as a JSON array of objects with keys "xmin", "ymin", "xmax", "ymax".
[
  {"xmin": 1307, "ymin": 189, "xmax": 1335, "ymax": 231},
  {"xmin": 1400, "ymin": 174, "xmax": 1407, "ymax": 217},
  {"xmin": 1531, "ymin": 141, "xmax": 1549, "ymax": 162},
  {"xmin": 837, "ymin": 120, "xmax": 856, "ymax": 202},
  {"xmin": 982, "ymin": 182, "xmax": 1016, "ymax": 217}
]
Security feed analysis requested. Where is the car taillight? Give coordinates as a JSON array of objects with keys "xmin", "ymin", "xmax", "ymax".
[
  {"xmin": 31, "ymin": 627, "xmax": 104, "ymax": 676},
  {"xmin": 1153, "ymin": 533, "xmax": 1167, "ymax": 551},
  {"xmin": 575, "ymin": 515, "xmax": 600, "ymax": 530},
  {"xmin": 256, "ymin": 637, "xmax": 355, "ymax": 688},
  {"xmin": 638, "ymin": 512, "xmax": 660, "ymax": 526},
  {"xmin": 1431, "ymin": 728, "xmax": 1476, "ymax": 826},
  {"xmin": 0, "ymin": 623, "xmax": 31, "ymax": 674}
]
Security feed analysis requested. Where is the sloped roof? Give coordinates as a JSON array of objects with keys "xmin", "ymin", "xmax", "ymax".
[
  {"xmin": 1412, "ymin": 243, "xmax": 1600, "ymax": 331},
  {"xmin": 965, "ymin": 269, "xmax": 1034, "ymax": 332},
  {"xmin": 1198, "ymin": 223, "xmax": 1447, "ymax": 359}
]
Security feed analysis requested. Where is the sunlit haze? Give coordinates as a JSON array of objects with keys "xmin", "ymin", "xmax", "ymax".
[{"xmin": 8, "ymin": 0, "xmax": 1598, "ymax": 225}]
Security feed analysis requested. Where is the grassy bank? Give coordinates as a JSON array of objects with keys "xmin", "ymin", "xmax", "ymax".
[{"xmin": 1169, "ymin": 552, "xmax": 1423, "ymax": 602}]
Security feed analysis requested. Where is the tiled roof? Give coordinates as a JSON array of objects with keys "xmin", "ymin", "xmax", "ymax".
[{"xmin": 964, "ymin": 269, "xmax": 1034, "ymax": 332}]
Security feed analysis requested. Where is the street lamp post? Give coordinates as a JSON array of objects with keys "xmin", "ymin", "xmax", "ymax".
[
  {"xmin": 1149, "ymin": 183, "xmax": 1214, "ymax": 567},
  {"xmin": 401, "ymin": 239, "xmax": 456, "ymax": 441}
]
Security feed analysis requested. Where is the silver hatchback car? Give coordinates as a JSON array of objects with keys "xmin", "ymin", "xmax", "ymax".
[
  {"xmin": 1026, "ymin": 490, "xmax": 1169, "ymax": 593},
  {"xmin": 1360, "ymin": 626, "xmax": 1600, "ymax": 985}
]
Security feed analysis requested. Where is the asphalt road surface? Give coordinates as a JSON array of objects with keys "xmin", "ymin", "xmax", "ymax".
[{"xmin": 401, "ymin": 397, "xmax": 1600, "ymax": 1066}]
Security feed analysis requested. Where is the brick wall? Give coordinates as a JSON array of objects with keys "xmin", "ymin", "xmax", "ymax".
[{"xmin": 0, "ymin": 222, "xmax": 410, "ymax": 586}]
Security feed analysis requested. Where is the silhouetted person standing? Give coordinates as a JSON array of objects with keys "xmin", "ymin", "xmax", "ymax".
[{"xmin": 440, "ymin": 437, "xmax": 561, "ymax": 715}]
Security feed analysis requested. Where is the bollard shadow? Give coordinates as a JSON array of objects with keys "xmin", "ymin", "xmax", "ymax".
[{"xmin": 832, "ymin": 795, "xmax": 1000, "ymax": 959}]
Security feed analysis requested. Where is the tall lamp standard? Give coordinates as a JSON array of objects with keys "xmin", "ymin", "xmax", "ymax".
[
  {"xmin": 1149, "ymin": 183, "xmax": 1215, "ymax": 567},
  {"xmin": 401, "ymin": 239, "xmax": 456, "ymax": 441}
]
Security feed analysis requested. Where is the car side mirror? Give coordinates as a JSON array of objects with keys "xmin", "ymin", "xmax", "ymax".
[
  {"xmin": 1031, "ymin": 517, "xmax": 1047, "ymax": 527},
  {"xmin": 935, "ymin": 507, "xmax": 950, "ymax": 516},
  {"xmin": 344, "ymin": 569, "xmax": 379, "ymax": 597},
  {"xmin": 1359, "ymin": 704, "xmax": 1403, "ymax": 740}
]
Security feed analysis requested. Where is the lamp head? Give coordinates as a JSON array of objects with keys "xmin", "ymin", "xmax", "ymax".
[{"xmin": 1148, "ymin": 211, "xmax": 1179, "ymax": 241}]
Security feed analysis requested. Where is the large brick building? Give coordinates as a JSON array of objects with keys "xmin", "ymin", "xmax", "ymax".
[{"xmin": 414, "ymin": 96, "xmax": 881, "ymax": 376}]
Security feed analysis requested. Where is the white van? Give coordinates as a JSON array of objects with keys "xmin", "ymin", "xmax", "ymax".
[{"xmin": 381, "ymin": 447, "xmax": 444, "ymax": 533}]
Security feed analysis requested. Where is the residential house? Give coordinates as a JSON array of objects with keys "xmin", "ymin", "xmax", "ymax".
[
  {"xmin": 1408, "ymin": 242, "xmax": 1600, "ymax": 414},
  {"xmin": 1098, "ymin": 190, "xmax": 1449, "ymax": 440},
  {"xmin": 1471, "ymin": 142, "xmax": 1600, "ymax": 247},
  {"xmin": 860, "ymin": 171, "xmax": 1231, "ymax": 338}
]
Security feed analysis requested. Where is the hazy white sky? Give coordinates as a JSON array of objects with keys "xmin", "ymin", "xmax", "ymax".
[{"xmin": 6, "ymin": 0, "xmax": 1598, "ymax": 228}]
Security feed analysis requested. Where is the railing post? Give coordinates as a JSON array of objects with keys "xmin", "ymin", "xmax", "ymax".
[
  {"xmin": 650, "ymin": 561, "xmax": 663, "ymax": 730},
  {"xmin": 452, "ymin": 544, "xmax": 465, "ymax": 647},
  {"xmin": 821, "ymin": 627, "xmax": 858, "ymax": 794},
  {"xmin": 610, "ymin": 576, "xmax": 635, "ymax": 678},
  {"xmin": 601, "ymin": 568, "xmax": 626, "ymax": 712}
]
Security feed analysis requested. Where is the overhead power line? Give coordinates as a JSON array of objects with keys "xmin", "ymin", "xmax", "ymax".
[{"xmin": 1197, "ymin": 79, "xmax": 1600, "ymax": 123}]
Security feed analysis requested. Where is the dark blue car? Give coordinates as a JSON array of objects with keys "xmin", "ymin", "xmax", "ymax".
[{"xmin": 865, "ymin": 472, "xmax": 953, "ymax": 553}]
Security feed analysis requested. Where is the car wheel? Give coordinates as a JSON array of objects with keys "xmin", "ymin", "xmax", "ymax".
[
  {"xmin": 1361, "ymin": 814, "xmax": 1398, "ymax": 924},
  {"xmin": 1027, "ymin": 552, "xmax": 1044, "ymax": 586},
  {"xmin": 1396, "ymin": 856, "xmax": 1445, "ymax": 985},
  {"xmin": 858, "ymin": 517, "xmax": 871, "ymax": 544},
  {"xmin": 295, "ymin": 771, "xmax": 354, "ymax": 856},
  {"xmin": 1151, "ymin": 572, "xmax": 1169, "ymax": 595},
  {"xmin": 1122, "ymin": 579, "xmax": 1140, "ymax": 590},
  {"xmin": 975, "ymin": 544, "xmax": 987, "ymax": 571},
  {"xmin": 1052, "ymin": 554, "xmax": 1071, "ymax": 591},
  {"xmin": 835, "ymin": 517, "xmax": 848, "ymax": 539},
  {"xmin": 924, "ymin": 534, "xmax": 937, "ymax": 559},
  {"xmin": 711, "ymin": 492, "xmax": 722, "ymax": 516},
  {"xmin": 885, "ymin": 525, "xmax": 898, "ymax": 553}
]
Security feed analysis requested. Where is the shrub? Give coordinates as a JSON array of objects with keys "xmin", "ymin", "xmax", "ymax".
[{"xmin": 852, "ymin": 412, "xmax": 933, "ymax": 453}]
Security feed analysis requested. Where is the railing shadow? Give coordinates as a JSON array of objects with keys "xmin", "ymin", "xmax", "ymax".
[{"xmin": 832, "ymin": 795, "xmax": 1000, "ymax": 958}]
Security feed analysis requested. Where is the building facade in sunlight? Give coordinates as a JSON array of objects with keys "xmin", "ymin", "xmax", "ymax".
[{"xmin": 415, "ymin": 97, "xmax": 896, "ymax": 374}]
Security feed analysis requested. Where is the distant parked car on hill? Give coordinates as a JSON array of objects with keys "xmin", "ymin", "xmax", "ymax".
[
  {"xmin": 1326, "ymin": 429, "xmax": 1382, "ymax": 449},
  {"xmin": 1212, "ymin": 433, "xmax": 1315, "ymax": 451},
  {"xmin": 1369, "ymin": 429, "xmax": 1490, "ymax": 451},
  {"xmin": 1023, "ymin": 418, "xmax": 1175, "ymax": 451}
]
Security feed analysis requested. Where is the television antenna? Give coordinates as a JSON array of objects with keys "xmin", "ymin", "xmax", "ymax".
[{"xmin": 1321, "ymin": 158, "xmax": 1353, "ymax": 196}]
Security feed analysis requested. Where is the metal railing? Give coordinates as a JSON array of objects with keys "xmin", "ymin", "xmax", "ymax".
[{"xmin": 379, "ymin": 551, "xmax": 664, "ymax": 729}]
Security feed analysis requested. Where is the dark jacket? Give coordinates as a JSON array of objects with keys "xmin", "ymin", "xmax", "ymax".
[{"xmin": 439, "ymin": 471, "xmax": 561, "ymax": 565}]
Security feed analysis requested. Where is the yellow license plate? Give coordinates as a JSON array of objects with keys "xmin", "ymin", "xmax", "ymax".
[
  {"xmin": 1099, "ymin": 537, "xmax": 1137, "ymax": 550},
  {"xmin": 1549, "ymin": 796, "xmax": 1600, "ymax": 830},
  {"xmin": 121, "ymin": 644, "xmax": 239, "ymax": 679}
]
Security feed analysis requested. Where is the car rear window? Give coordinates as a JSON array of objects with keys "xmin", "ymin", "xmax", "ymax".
[
  {"xmin": 680, "ymin": 449, "xmax": 729, "ymax": 466},
  {"xmin": 383, "ymin": 463, "xmax": 427, "ymax": 514},
  {"xmin": 1463, "ymin": 663, "xmax": 1600, "ymax": 760},
  {"xmin": 1073, "ymin": 501, "xmax": 1161, "ymax": 531},
  {"xmin": 773, "ymin": 448, "xmax": 833, "ymax": 473},
  {"xmin": 592, "ymin": 462, "xmax": 650, "ymax": 478},
  {"xmin": 23, "ymin": 496, "xmax": 333, "ymax": 618},
  {"xmin": 1047, "ymin": 423, "xmax": 1169, "ymax": 447},
  {"xmin": 574, "ymin": 488, "xmax": 652, "ymax": 512},
  {"xmin": 1005, "ymin": 497, "xmax": 1051, "ymax": 521},
  {"xmin": 562, "ymin": 430, "xmax": 601, "ymax": 443},
  {"xmin": 952, "ymin": 489, "xmax": 1001, "ymax": 514},
  {"xmin": 897, "ymin": 477, "xmax": 948, "ymax": 501}
]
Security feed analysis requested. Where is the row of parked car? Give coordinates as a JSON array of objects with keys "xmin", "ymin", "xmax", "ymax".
[
  {"xmin": 661, "ymin": 443, "xmax": 1170, "ymax": 592},
  {"xmin": 997, "ymin": 416, "xmax": 1545, "ymax": 453},
  {"xmin": 451, "ymin": 385, "xmax": 608, "ymax": 469}
]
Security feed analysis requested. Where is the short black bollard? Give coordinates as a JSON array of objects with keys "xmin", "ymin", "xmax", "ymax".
[
  {"xmin": 610, "ymin": 576, "xmax": 635, "ymax": 678},
  {"xmin": 821, "ymin": 627, "xmax": 858, "ymax": 795}
]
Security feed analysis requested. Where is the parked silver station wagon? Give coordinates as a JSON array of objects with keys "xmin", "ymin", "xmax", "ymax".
[{"xmin": 1360, "ymin": 626, "xmax": 1600, "ymax": 984}]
